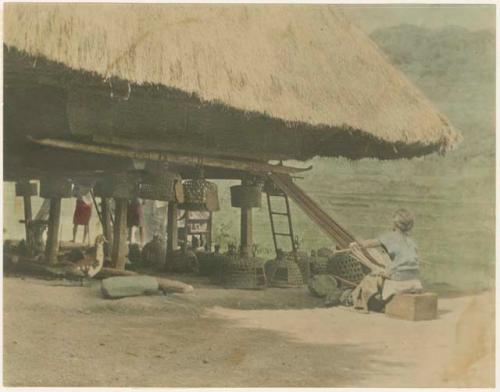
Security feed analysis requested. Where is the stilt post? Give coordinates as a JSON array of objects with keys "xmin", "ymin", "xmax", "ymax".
[
  {"xmin": 240, "ymin": 178, "xmax": 253, "ymax": 257},
  {"xmin": 101, "ymin": 197, "xmax": 114, "ymax": 259},
  {"xmin": 45, "ymin": 198, "xmax": 62, "ymax": 264},
  {"xmin": 167, "ymin": 201, "xmax": 178, "ymax": 262},
  {"xmin": 112, "ymin": 198, "xmax": 128, "ymax": 270}
]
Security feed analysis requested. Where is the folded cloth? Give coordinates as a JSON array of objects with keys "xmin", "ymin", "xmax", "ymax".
[{"xmin": 352, "ymin": 275, "xmax": 384, "ymax": 312}]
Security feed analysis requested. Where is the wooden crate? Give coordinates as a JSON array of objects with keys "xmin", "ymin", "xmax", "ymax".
[{"xmin": 385, "ymin": 292, "xmax": 438, "ymax": 321}]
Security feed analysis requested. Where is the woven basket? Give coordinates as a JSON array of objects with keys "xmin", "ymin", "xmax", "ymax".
[
  {"xmin": 263, "ymin": 180, "xmax": 284, "ymax": 196},
  {"xmin": 217, "ymin": 255, "xmax": 267, "ymax": 290},
  {"xmin": 141, "ymin": 236, "xmax": 167, "ymax": 268},
  {"xmin": 72, "ymin": 184, "xmax": 91, "ymax": 198},
  {"xmin": 94, "ymin": 173, "xmax": 140, "ymax": 199},
  {"xmin": 310, "ymin": 254, "xmax": 329, "ymax": 275},
  {"xmin": 327, "ymin": 252, "xmax": 367, "ymax": 286},
  {"xmin": 270, "ymin": 254, "xmax": 304, "ymax": 288},
  {"xmin": 168, "ymin": 249, "xmax": 199, "ymax": 273},
  {"xmin": 139, "ymin": 171, "xmax": 182, "ymax": 201},
  {"xmin": 230, "ymin": 185, "xmax": 262, "ymax": 208},
  {"xmin": 15, "ymin": 181, "xmax": 38, "ymax": 197},
  {"xmin": 178, "ymin": 179, "xmax": 220, "ymax": 211}
]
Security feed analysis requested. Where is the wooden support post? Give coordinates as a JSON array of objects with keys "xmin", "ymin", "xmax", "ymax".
[
  {"xmin": 206, "ymin": 212, "xmax": 213, "ymax": 251},
  {"xmin": 45, "ymin": 198, "xmax": 62, "ymax": 264},
  {"xmin": 240, "ymin": 207, "xmax": 253, "ymax": 257},
  {"xmin": 240, "ymin": 178, "xmax": 254, "ymax": 257},
  {"xmin": 167, "ymin": 202, "xmax": 178, "ymax": 256},
  {"xmin": 101, "ymin": 197, "xmax": 113, "ymax": 258},
  {"xmin": 112, "ymin": 199, "xmax": 128, "ymax": 270},
  {"xmin": 22, "ymin": 194, "xmax": 33, "ymax": 255}
]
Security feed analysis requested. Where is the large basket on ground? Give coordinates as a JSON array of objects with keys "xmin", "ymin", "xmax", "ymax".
[
  {"xmin": 168, "ymin": 249, "xmax": 199, "ymax": 273},
  {"xmin": 178, "ymin": 179, "xmax": 220, "ymax": 211},
  {"xmin": 270, "ymin": 255, "xmax": 304, "ymax": 288},
  {"xmin": 94, "ymin": 173, "xmax": 140, "ymax": 199},
  {"xmin": 295, "ymin": 251, "xmax": 312, "ymax": 283},
  {"xmin": 310, "ymin": 253, "xmax": 329, "ymax": 275},
  {"xmin": 216, "ymin": 255, "xmax": 267, "ymax": 290},
  {"xmin": 327, "ymin": 252, "xmax": 367, "ymax": 286},
  {"xmin": 139, "ymin": 171, "xmax": 183, "ymax": 202}
]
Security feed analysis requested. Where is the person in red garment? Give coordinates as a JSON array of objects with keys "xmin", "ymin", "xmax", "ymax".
[{"xmin": 72, "ymin": 192, "xmax": 92, "ymax": 245}]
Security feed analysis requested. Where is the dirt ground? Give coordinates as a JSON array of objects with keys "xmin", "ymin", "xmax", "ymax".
[{"xmin": 3, "ymin": 275, "xmax": 495, "ymax": 387}]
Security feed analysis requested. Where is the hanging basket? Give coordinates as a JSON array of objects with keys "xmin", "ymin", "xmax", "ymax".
[
  {"xmin": 93, "ymin": 173, "xmax": 140, "ymax": 199},
  {"xmin": 263, "ymin": 180, "xmax": 284, "ymax": 196},
  {"xmin": 230, "ymin": 185, "xmax": 262, "ymax": 208},
  {"xmin": 15, "ymin": 181, "xmax": 38, "ymax": 197},
  {"xmin": 72, "ymin": 184, "xmax": 92, "ymax": 198},
  {"xmin": 139, "ymin": 171, "xmax": 182, "ymax": 202},
  {"xmin": 40, "ymin": 178, "xmax": 73, "ymax": 199},
  {"xmin": 178, "ymin": 179, "xmax": 220, "ymax": 211}
]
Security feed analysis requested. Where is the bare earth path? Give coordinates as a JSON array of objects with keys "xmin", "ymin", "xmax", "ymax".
[{"xmin": 3, "ymin": 276, "xmax": 494, "ymax": 387}]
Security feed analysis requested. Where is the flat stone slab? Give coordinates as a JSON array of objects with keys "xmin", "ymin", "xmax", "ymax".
[{"xmin": 101, "ymin": 276, "xmax": 160, "ymax": 299}]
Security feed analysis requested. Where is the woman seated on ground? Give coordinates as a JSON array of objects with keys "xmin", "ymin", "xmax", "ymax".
[{"xmin": 349, "ymin": 208, "xmax": 423, "ymax": 312}]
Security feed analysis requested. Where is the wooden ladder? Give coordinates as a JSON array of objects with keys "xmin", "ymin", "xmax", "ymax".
[
  {"xmin": 266, "ymin": 189, "xmax": 298, "ymax": 262},
  {"xmin": 268, "ymin": 172, "xmax": 385, "ymax": 272}
]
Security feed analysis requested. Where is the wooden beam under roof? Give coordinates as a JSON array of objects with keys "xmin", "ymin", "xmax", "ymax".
[{"xmin": 29, "ymin": 137, "xmax": 313, "ymax": 175}]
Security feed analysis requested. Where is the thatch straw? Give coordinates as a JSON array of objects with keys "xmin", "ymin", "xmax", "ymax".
[{"xmin": 4, "ymin": 4, "xmax": 461, "ymax": 157}]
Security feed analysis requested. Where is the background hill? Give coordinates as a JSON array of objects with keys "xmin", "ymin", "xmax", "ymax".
[{"xmin": 371, "ymin": 24, "xmax": 495, "ymax": 160}]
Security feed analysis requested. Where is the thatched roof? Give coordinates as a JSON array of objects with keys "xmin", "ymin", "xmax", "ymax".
[{"xmin": 4, "ymin": 3, "xmax": 460, "ymax": 160}]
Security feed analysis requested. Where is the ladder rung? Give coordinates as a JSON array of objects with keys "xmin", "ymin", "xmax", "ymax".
[
  {"xmin": 274, "ymin": 232, "xmax": 292, "ymax": 236},
  {"xmin": 270, "ymin": 211, "xmax": 289, "ymax": 216}
]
